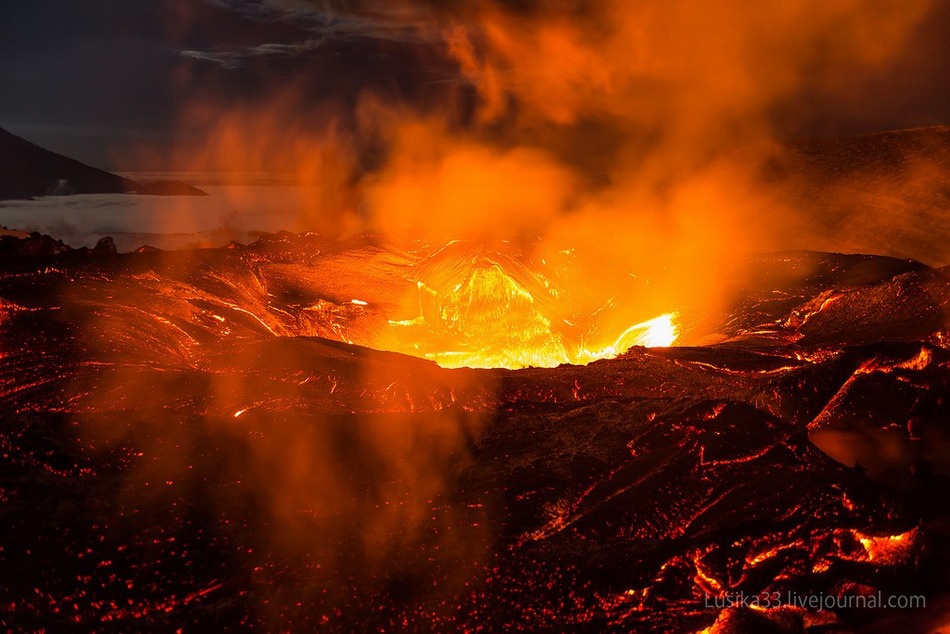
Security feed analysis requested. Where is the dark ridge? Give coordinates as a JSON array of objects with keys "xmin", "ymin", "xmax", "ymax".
[
  {"xmin": 755, "ymin": 125, "xmax": 950, "ymax": 266},
  {"xmin": 0, "ymin": 127, "xmax": 137, "ymax": 200}
]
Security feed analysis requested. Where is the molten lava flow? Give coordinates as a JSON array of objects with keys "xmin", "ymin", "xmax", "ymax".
[
  {"xmin": 574, "ymin": 313, "xmax": 680, "ymax": 365},
  {"xmin": 378, "ymin": 247, "xmax": 679, "ymax": 369},
  {"xmin": 629, "ymin": 313, "xmax": 679, "ymax": 348}
]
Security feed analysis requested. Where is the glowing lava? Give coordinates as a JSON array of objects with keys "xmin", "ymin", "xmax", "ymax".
[
  {"xmin": 574, "ymin": 312, "xmax": 680, "ymax": 365},
  {"xmin": 379, "ymin": 250, "xmax": 679, "ymax": 369},
  {"xmin": 629, "ymin": 313, "xmax": 679, "ymax": 348}
]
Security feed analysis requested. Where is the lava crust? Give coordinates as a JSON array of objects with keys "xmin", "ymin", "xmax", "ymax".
[{"xmin": 0, "ymin": 234, "xmax": 948, "ymax": 632}]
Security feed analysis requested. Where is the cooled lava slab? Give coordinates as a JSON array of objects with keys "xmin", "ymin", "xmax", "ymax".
[{"xmin": 0, "ymin": 234, "xmax": 948, "ymax": 632}]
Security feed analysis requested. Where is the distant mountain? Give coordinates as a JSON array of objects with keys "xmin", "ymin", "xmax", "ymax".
[
  {"xmin": 0, "ymin": 127, "xmax": 139, "ymax": 200},
  {"xmin": 0, "ymin": 128, "xmax": 210, "ymax": 200},
  {"xmin": 757, "ymin": 125, "xmax": 950, "ymax": 266},
  {"xmin": 783, "ymin": 125, "xmax": 950, "ymax": 181}
]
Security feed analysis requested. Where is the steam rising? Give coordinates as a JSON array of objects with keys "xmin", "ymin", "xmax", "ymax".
[
  {"xmin": 141, "ymin": 0, "xmax": 938, "ymax": 320},
  {"xmin": 84, "ymin": 0, "xmax": 939, "ymax": 624}
]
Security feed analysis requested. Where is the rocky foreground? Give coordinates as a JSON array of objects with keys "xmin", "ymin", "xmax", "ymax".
[{"xmin": 0, "ymin": 232, "xmax": 948, "ymax": 631}]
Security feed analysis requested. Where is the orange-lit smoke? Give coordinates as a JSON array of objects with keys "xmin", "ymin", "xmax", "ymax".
[
  {"xmin": 64, "ymin": 2, "xmax": 939, "ymax": 622},
  {"xmin": 148, "ymin": 0, "xmax": 932, "ymax": 336},
  {"xmin": 67, "ymin": 279, "xmax": 497, "ymax": 626},
  {"xmin": 399, "ymin": 0, "xmax": 932, "ymax": 335}
]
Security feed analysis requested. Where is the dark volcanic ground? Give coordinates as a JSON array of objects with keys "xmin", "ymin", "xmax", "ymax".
[{"xmin": 0, "ymin": 233, "xmax": 948, "ymax": 632}]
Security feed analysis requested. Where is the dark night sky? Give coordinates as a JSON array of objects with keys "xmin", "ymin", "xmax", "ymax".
[
  {"xmin": 2, "ymin": 0, "xmax": 950, "ymax": 170},
  {"xmin": 0, "ymin": 2, "xmax": 177, "ymax": 167}
]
